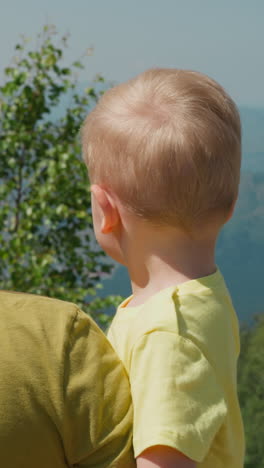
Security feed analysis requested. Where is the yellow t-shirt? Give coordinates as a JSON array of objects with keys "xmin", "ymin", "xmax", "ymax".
[
  {"xmin": 0, "ymin": 291, "xmax": 135, "ymax": 468},
  {"xmin": 107, "ymin": 269, "xmax": 245, "ymax": 467}
]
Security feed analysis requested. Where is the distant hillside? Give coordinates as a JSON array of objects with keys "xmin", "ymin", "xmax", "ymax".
[
  {"xmin": 240, "ymin": 107, "xmax": 264, "ymax": 174},
  {"xmin": 101, "ymin": 107, "xmax": 264, "ymax": 324},
  {"xmin": 216, "ymin": 171, "xmax": 264, "ymax": 323},
  {"xmin": 240, "ymin": 107, "xmax": 264, "ymax": 154}
]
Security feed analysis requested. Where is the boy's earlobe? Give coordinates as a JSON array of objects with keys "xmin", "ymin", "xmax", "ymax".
[{"xmin": 91, "ymin": 184, "xmax": 120, "ymax": 234}]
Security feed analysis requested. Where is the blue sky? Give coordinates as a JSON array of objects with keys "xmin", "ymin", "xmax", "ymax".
[{"xmin": 1, "ymin": 0, "xmax": 264, "ymax": 107}]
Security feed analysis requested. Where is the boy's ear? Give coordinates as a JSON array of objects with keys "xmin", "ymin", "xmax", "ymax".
[{"xmin": 91, "ymin": 184, "xmax": 120, "ymax": 234}]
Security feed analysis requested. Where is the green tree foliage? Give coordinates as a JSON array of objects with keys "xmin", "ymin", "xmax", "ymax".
[
  {"xmin": 238, "ymin": 315, "xmax": 264, "ymax": 467},
  {"xmin": 0, "ymin": 26, "xmax": 120, "ymax": 326}
]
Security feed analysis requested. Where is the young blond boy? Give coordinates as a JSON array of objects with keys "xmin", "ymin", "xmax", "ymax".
[{"xmin": 81, "ymin": 68, "xmax": 245, "ymax": 468}]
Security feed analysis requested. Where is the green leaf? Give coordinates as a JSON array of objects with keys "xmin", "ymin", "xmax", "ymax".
[{"xmin": 0, "ymin": 25, "xmax": 115, "ymax": 329}]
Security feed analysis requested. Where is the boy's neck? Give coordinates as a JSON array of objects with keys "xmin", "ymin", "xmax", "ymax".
[{"xmin": 123, "ymin": 224, "xmax": 217, "ymax": 307}]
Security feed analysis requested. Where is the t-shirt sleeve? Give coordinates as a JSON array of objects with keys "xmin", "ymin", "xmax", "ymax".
[
  {"xmin": 129, "ymin": 331, "xmax": 227, "ymax": 461},
  {"xmin": 62, "ymin": 308, "xmax": 136, "ymax": 468}
]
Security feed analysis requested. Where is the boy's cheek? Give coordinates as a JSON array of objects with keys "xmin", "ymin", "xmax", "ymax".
[{"xmin": 98, "ymin": 233, "xmax": 126, "ymax": 266}]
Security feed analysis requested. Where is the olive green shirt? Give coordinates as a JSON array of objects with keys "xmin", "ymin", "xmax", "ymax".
[{"xmin": 0, "ymin": 291, "xmax": 135, "ymax": 467}]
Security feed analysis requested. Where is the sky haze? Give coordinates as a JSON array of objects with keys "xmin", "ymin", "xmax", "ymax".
[{"xmin": 1, "ymin": 0, "xmax": 264, "ymax": 107}]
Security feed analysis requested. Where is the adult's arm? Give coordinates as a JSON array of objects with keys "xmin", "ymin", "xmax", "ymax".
[{"xmin": 63, "ymin": 307, "xmax": 136, "ymax": 467}]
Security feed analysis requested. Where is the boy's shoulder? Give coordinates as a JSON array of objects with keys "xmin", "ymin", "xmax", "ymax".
[
  {"xmin": 110, "ymin": 285, "xmax": 179, "ymax": 343},
  {"xmin": 109, "ymin": 269, "xmax": 238, "ymax": 360}
]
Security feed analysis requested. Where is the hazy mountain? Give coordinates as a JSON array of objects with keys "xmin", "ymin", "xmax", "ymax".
[
  {"xmin": 240, "ymin": 107, "xmax": 264, "ymax": 174},
  {"xmin": 240, "ymin": 107, "xmax": 264, "ymax": 154}
]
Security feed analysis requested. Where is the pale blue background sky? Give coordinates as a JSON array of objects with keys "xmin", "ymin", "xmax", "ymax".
[{"xmin": 1, "ymin": 0, "xmax": 264, "ymax": 107}]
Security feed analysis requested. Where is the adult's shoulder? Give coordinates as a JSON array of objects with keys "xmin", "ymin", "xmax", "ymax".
[
  {"xmin": 0, "ymin": 290, "xmax": 100, "ymax": 355},
  {"xmin": 0, "ymin": 290, "xmax": 87, "ymax": 324}
]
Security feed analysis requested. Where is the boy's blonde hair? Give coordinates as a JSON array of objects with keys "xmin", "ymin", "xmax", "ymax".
[{"xmin": 82, "ymin": 68, "xmax": 241, "ymax": 230}]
